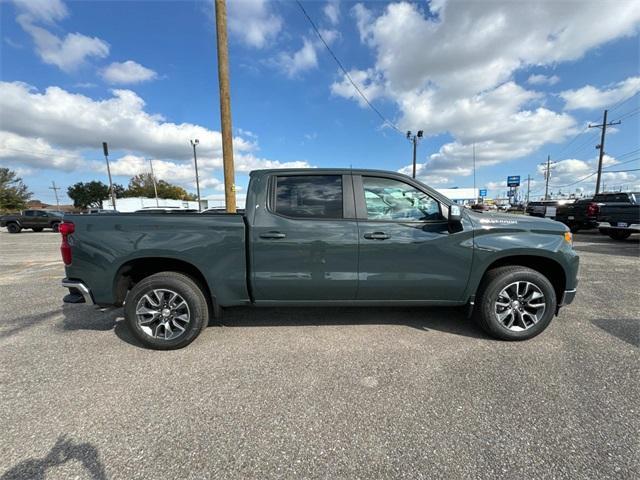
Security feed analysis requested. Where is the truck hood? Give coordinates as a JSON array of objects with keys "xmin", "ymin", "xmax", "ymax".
[{"xmin": 466, "ymin": 211, "xmax": 568, "ymax": 234}]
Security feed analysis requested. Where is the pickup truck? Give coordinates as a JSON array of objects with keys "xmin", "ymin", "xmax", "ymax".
[
  {"xmin": 596, "ymin": 192, "xmax": 640, "ymax": 240},
  {"xmin": 1, "ymin": 209, "xmax": 63, "ymax": 233},
  {"xmin": 60, "ymin": 169, "xmax": 579, "ymax": 350},
  {"xmin": 554, "ymin": 192, "xmax": 640, "ymax": 233}
]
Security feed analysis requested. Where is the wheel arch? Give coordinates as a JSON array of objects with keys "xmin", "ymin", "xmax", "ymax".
[
  {"xmin": 113, "ymin": 257, "xmax": 218, "ymax": 315},
  {"xmin": 479, "ymin": 255, "xmax": 566, "ymax": 303}
]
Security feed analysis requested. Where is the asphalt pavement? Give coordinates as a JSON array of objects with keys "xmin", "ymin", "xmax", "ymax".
[{"xmin": 0, "ymin": 229, "xmax": 638, "ymax": 479}]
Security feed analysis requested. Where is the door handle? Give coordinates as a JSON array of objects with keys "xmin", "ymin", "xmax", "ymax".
[
  {"xmin": 260, "ymin": 231, "xmax": 286, "ymax": 239},
  {"xmin": 364, "ymin": 232, "xmax": 390, "ymax": 240}
]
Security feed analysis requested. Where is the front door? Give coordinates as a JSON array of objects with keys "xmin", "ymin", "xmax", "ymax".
[
  {"xmin": 354, "ymin": 174, "xmax": 473, "ymax": 302},
  {"xmin": 250, "ymin": 174, "xmax": 359, "ymax": 301}
]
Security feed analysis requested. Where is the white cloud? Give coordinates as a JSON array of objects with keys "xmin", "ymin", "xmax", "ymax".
[
  {"xmin": 276, "ymin": 38, "xmax": 318, "ymax": 77},
  {"xmin": 227, "ymin": 0, "xmax": 282, "ymax": 49},
  {"xmin": 540, "ymin": 155, "xmax": 638, "ymax": 193},
  {"xmin": 12, "ymin": 0, "xmax": 109, "ymax": 72},
  {"xmin": 11, "ymin": 0, "xmax": 68, "ymax": 23},
  {"xmin": 275, "ymin": 29, "xmax": 339, "ymax": 77},
  {"xmin": 0, "ymin": 130, "xmax": 85, "ymax": 171},
  {"xmin": 0, "ymin": 82, "xmax": 311, "ymax": 184},
  {"xmin": 330, "ymin": 68, "xmax": 385, "ymax": 106},
  {"xmin": 527, "ymin": 74, "xmax": 560, "ymax": 86},
  {"xmin": 324, "ymin": 0, "xmax": 340, "ymax": 26},
  {"xmin": 560, "ymin": 76, "xmax": 640, "ymax": 110},
  {"xmin": 101, "ymin": 61, "xmax": 158, "ymax": 85},
  {"xmin": 336, "ymin": 1, "xmax": 640, "ymax": 183}
]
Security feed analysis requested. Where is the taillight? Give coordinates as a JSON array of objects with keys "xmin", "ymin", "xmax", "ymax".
[
  {"xmin": 586, "ymin": 202, "xmax": 599, "ymax": 216},
  {"xmin": 60, "ymin": 222, "xmax": 75, "ymax": 265}
]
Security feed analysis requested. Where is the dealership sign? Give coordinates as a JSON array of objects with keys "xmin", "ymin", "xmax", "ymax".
[{"xmin": 507, "ymin": 175, "xmax": 520, "ymax": 187}]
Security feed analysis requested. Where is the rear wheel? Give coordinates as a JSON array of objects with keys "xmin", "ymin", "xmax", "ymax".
[
  {"xmin": 124, "ymin": 272, "xmax": 209, "ymax": 350},
  {"xmin": 608, "ymin": 230, "xmax": 631, "ymax": 241},
  {"xmin": 51, "ymin": 222, "xmax": 60, "ymax": 233},
  {"xmin": 475, "ymin": 266, "xmax": 556, "ymax": 341},
  {"xmin": 32, "ymin": 227, "xmax": 43, "ymax": 232},
  {"xmin": 6, "ymin": 223, "xmax": 21, "ymax": 234}
]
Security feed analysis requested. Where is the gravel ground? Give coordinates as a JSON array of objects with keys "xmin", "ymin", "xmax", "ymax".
[{"xmin": 0, "ymin": 229, "xmax": 638, "ymax": 479}]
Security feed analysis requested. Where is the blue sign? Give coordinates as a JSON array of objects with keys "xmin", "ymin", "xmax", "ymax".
[
  {"xmin": 479, "ymin": 189, "xmax": 487, "ymax": 197},
  {"xmin": 507, "ymin": 190, "xmax": 515, "ymax": 197},
  {"xmin": 507, "ymin": 175, "xmax": 520, "ymax": 187}
]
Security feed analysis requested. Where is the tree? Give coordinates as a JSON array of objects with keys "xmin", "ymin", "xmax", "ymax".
[
  {"xmin": 67, "ymin": 181, "xmax": 110, "ymax": 209},
  {"xmin": 0, "ymin": 168, "xmax": 31, "ymax": 212},
  {"xmin": 125, "ymin": 173, "xmax": 196, "ymax": 200}
]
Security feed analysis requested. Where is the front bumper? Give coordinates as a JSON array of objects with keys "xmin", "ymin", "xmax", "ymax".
[{"xmin": 62, "ymin": 278, "xmax": 94, "ymax": 305}]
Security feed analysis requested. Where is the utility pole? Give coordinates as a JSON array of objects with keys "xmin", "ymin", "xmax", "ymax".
[
  {"xmin": 149, "ymin": 159, "xmax": 159, "ymax": 207},
  {"xmin": 406, "ymin": 130, "xmax": 424, "ymax": 178},
  {"xmin": 49, "ymin": 181, "xmax": 61, "ymax": 210},
  {"xmin": 190, "ymin": 139, "xmax": 202, "ymax": 211},
  {"xmin": 102, "ymin": 142, "xmax": 117, "ymax": 210},
  {"xmin": 589, "ymin": 109, "xmax": 621, "ymax": 195},
  {"xmin": 214, "ymin": 0, "xmax": 236, "ymax": 213},
  {"xmin": 540, "ymin": 155, "xmax": 556, "ymax": 200},
  {"xmin": 526, "ymin": 175, "xmax": 531, "ymax": 204}
]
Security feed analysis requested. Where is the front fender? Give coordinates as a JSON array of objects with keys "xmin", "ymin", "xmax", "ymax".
[{"xmin": 464, "ymin": 226, "xmax": 579, "ymax": 300}]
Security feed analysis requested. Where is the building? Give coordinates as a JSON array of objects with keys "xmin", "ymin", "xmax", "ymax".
[
  {"xmin": 104, "ymin": 197, "xmax": 199, "ymax": 212},
  {"xmin": 436, "ymin": 188, "xmax": 479, "ymax": 204}
]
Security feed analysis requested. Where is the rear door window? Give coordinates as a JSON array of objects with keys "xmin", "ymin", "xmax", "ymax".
[{"xmin": 274, "ymin": 175, "xmax": 343, "ymax": 219}]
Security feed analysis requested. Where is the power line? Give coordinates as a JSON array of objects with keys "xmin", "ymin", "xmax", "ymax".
[
  {"xmin": 295, "ymin": 0, "xmax": 402, "ymax": 134},
  {"xmin": 611, "ymin": 106, "xmax": 640, "ymax": 122},
  {"xmin": 550, "ymin": 168, "xmax": 640, "ymax": 189},
  {"xmin": 608, "ymin": 91, "xmax": 640, "ymax": 114}
]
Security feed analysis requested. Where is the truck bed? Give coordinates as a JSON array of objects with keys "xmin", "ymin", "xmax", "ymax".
[{"xmin": 64, "ymin": 213, "xmax": 249, "ymax": 306}]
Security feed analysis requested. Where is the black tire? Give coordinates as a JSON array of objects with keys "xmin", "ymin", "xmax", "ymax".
[
  {"xmin": 6, "ymin": 223, "xmax": 21, "ymax": 234},
  {"xmin": 608, "ymin": 230, "xmax": 631, "ymax": 241},
  {"xmin": 51, "ymin": 222, "xmax": 60, "ymax": 233},
  {"xmin": 124, "ymin": 272, "xmax": 209, "ymax": 350},
  {"xmin": 569, "ymin": 223, "xmax": 580, "ymax": 234},
  {"xmin": 32, "ymin": 227, "xmax": 44, "ymax": 232},
  {"xmin": 474, "ymin": 266, "xmax": 557, "ymax": 341}
]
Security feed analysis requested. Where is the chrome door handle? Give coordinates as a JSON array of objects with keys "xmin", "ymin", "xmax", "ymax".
[
  {"xmin": 364, "ymin": 232, "xmax": 390, "ymax": 240},
  {"xmin": 260, "ymin": 231, "xmax": 286, "ymax": 239}
]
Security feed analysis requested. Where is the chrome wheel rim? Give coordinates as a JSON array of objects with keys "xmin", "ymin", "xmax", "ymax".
[
  {"xmin": 494, "ymin": 281, "xmax": 546, "ymax": 332},
  {"xmin": 135, "ymin": 289, "xmax": 190, "ymax": 340}
]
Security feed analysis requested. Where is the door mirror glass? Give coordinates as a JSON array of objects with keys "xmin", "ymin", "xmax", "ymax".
[{"xmin": 449, "ymin": 204, "xmax": 462, "ymax": 223}]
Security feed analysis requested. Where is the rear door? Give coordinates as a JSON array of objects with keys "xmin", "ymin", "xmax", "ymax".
[
  {"xmin": 250, "ymin": 173, "xmax": 359, "ymax": 301},
  {"xmin": 354, "ymin": 174, "xmax": 473, "ymax": 302}
]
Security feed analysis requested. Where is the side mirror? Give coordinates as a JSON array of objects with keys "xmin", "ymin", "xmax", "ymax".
[{"xmin": 449, "ymin": 204, "xmax": 462, "ymax": 223}]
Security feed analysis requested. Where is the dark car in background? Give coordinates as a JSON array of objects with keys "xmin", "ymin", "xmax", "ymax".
[
  {"xmin": 597, "ymin": 192, "xmax": 640, "ymax": 240},
  {"xmin": 0, "ymin": 209, "xmax": 63, "ymax": 233},
  {"xmin": 554, "ymin": 192, "xmax": 640, "ymax": 233},
  {"xmin": 525, "ymin": 199, "xmax": 574, "ymax": 218}
]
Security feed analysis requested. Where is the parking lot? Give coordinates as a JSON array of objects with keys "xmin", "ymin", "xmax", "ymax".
[{"xmin": 0, "ymin": 230, "xmax": 638, "ymax": 479}]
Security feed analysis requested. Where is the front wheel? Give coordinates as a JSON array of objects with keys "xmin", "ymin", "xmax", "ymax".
[
  {"xmin": 51, "ymin": 222, "xmax": 60, "ymax": 233},
  {"xmin": 124, "ymin": 272, "xmax": 209, "ymax": 350},
  {"xmin": 475, "ymin": 266, "xmax": 556, "ymax": 341},
  {"xmin": 6, "ymin": 223, "xmax": 21, "ymax": 234},
  {"xmin": 608, "ymin": 230, "xmax": 631, "ymax": 241}
]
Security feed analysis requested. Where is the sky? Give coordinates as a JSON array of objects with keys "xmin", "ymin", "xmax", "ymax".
[{"xmin": 1, "ymin": 0, "xmax": 639, "ymax": 206}]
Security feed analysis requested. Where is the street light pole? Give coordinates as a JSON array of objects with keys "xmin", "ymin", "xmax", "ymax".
[
  {"xmin": 190, "ymin": 139, "xmax": 201, "ymax": 211},
  {"xmin": 102, "ymin": 142, "xmax": 117, "ymax": 210},
  {"xmin": 406, "ymin": 130, "xmax": 424, "ymax": 179}
]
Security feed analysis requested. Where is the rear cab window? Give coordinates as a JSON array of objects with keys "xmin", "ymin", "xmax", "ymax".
[{"xmin": 273, "ymin": 175, "xmax": 343, "ymax": 219}]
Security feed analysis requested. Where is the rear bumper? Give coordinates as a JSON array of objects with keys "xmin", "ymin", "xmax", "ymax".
[
  {"xmin": 61, "ymin": 278, "xmax": 94, "ymax": 305},
  {"xmin": 598, "ymin": 222, "xmax": 640, "ymax": 231}
]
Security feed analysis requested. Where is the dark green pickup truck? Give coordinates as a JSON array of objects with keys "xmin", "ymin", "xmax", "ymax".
[{"xmin": 61, "ymin": 169, "xmax": 579, "ymax": 349}]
